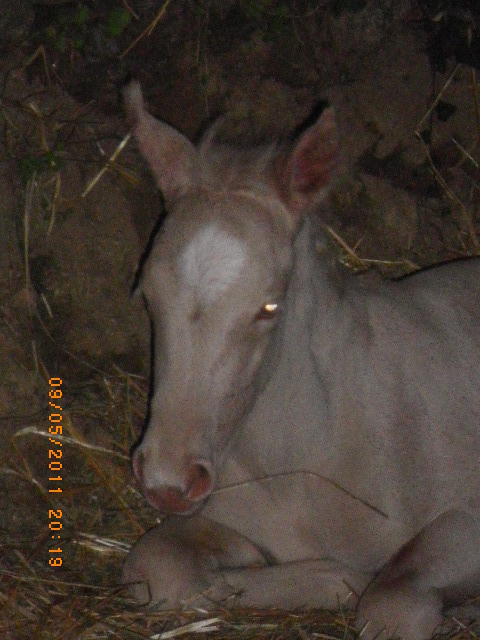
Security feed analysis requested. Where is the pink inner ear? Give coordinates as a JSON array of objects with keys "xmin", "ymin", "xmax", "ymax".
[{"xmin": 291, "ymin": 108, "xmax": 339, "ymax": 194}]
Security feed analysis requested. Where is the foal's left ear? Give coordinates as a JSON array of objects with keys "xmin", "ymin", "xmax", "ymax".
[
  {"xmin": 277, "ymin": 107, "xmax": 339, "ymax": 224},
  {"xmin": 123, "ymin": 81, "xmax": 198, "ymax": 206}
]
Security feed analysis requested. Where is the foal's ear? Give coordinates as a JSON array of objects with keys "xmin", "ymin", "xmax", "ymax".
[
  {"xmin": 277, "ymin": 107, "xmax": 339, "ymax": 223},
  {"xmin": 123, "ymin": 81, "xmax": 198, "ymax": 205}
]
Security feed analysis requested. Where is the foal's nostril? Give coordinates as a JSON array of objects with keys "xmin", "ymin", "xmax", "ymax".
[
  {"xmin": 131, "ymin": 450, "xmax": 212, "ymax": 513},
  {"xmin": 186, "ymin": 462, "xmax": 213, "ymax": 501}
]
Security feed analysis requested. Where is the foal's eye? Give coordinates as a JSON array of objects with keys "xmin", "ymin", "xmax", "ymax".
[{"xmin": 255, "ymin": 302, "xmax": 279, "ymax": 321}]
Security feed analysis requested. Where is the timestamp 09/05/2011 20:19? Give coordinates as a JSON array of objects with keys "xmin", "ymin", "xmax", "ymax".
[{"xmin": 48, "ymin": 377, "xmax": 63, "ymax": 567}]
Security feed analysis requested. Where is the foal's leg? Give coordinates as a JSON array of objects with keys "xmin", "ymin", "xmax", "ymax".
[
  {"xmin": 122, "ymin": 514, "xmax": 368, "ymax": 609},
  {"xmin": 217, "ymin": 558, "xmax": 367, "ymax": 609},
  {"xmin": 357, "ymin": 510, "xmax": 480, "ymax": 640}
]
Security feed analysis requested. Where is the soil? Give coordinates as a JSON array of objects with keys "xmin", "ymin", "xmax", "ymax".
[{"xmin": 0, "ymin": 1, "xmax": 479, "ymax": 637}]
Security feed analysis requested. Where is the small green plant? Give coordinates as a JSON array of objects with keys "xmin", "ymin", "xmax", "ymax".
[
  {"xmin": 42, "ymin": 3, "xmax": 131, "ymax": 55},
  {"xmin": 19, "ymin": 150, "xmax": 63, "ymax": 185},
  {"xmin": 43, "ymin": 4, "xmax": 89, "ymax": 52},
  {"xmin": 106, "ymin": 7, "xmax": 131, "ymax": 38}
]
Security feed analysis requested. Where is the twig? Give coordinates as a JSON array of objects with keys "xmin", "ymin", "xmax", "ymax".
[
  {"xmin": 325, "ymin": 225, "xmax": 368, "ymax": 270},
  {"xmin": 14, "ymin": 425, "xmax": 129, "ymax": 460},
  {"xmin": 213, "ymin": 470, "xmax": 388, "ymax": 519},
  {"xmin": 416, "ymin": 64, "xmax": 461, "ymax": 133},
  {"xmin": 120, "ymin": 0, "xmax": 173, "ymax": 59},
  {"xmin": 81, "ymin": 132, "xmax": 132, "ymax": 197},
  {"xmin": 152, "ymin": 617, "xmax": 221, "ymax": 639},
  {"xmin": 24, "ymin": 174, "xmax": 35, "ymax": 292},
  {"xmin": 471, "ymin": 67, "xmax": 480, "ymax": 150}
]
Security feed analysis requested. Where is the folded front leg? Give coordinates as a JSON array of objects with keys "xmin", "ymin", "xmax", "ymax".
[
  {"xmin": 219, "ymin": 558, "xmax": 368, "ymax": 609},
  {"xmin": 122, "ymin": 514, "xmax": 368, "ymax": 610}
]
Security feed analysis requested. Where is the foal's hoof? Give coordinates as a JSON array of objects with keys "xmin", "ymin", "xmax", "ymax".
[
  {"xmin": 357, "ymin": 583, "xmax": 442, "ymax": 640},
  {"xmin": 122, "ymin": 523, "xmax": 239, "ymax": 608},
  {"xmin": 122, "ymin": 525, "xmax": 210, "ymax": 607}
]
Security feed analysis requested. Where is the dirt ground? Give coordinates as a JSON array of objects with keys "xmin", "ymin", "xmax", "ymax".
[{"xmin": 0, "ymin": 1, "xmax": 479, "ymax": 638}]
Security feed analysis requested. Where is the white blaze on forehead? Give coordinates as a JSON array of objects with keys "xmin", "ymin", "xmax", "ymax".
[{"xmin": 179, "ymin": 224, "xmax": 247, "ymax": 303}]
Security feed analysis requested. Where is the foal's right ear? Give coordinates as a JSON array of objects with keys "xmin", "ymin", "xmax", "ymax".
[
  {"xmin": 123, "ymin": 81, "xmax": 198, "ymax": 205},
  {"xmin": 276, "ymin": 107, "xmax": 339, "ymax": 226}
]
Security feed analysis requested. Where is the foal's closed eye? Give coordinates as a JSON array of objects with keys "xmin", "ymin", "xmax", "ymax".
[{"xmin": 255, "ymin": 302, "xmax": 279, "ymax": 321}]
